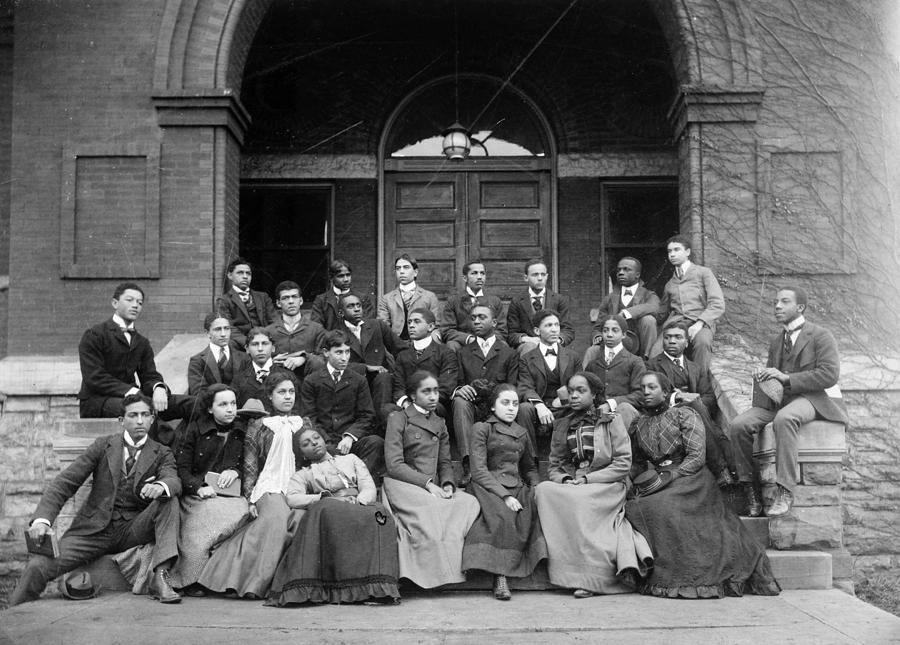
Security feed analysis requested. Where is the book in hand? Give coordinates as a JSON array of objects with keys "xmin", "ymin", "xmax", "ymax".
[
  {"xmin": 204, "ymin": 472, "xmax": 242, "ymax": 497},
  {"xmin": 25, "ymin": 528, "xmax": 60, "ymax": 559}
]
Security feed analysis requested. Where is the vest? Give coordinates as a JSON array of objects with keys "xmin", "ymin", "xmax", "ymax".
[
  {"xmin": 245, "ymin": 295, "xmax": 261, "ymax": 326},
  {"xmin": 111, "ymin": 469, "xmax": 144, "ymax": 522},
  {"xmin": 220, "ymin": 356, "xmax": 235, "ymax": 384},
  {"xmin": 669, "ymin": 361, "xmax": 691, "ymax": 390},
  {"xmin": 544, "ymin": 361, "xmax": 562, "ymax": 403}
]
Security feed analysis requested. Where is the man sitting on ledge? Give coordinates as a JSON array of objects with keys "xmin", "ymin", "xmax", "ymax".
[{"xmin": 9, "ymin": 394, "xmax": 182, "ymax": 606}]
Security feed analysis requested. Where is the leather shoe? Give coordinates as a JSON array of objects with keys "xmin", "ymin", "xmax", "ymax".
[
  {"xmin": 150, "ymin": 569, "xmax": 182, "ymax": 604},
  {"xmin": 766, "ymin": 486, "xmax": 794, "ymax": 517},
  {"xmin": 573, "ymin": 588, "xmax": 594, "ymax": 599},
  {"xmin": 493, "ymin": 575, "xmax": 511, "ymax": 601},
  {"xmin": 742, "ymin": 483, "xmax": 762, "ymax": 517}
]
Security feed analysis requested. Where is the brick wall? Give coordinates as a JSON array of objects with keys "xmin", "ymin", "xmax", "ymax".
[{"xmin": 333, "ymin": 180, "xmax": 377, "ymax": 304}]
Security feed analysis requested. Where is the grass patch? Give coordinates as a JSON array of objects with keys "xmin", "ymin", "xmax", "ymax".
[{"xmin": 856, "ymin": 573, "xmax": 900, "ymax": 618}]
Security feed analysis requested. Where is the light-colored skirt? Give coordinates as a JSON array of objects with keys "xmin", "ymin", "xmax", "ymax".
[
  {"xmin": 167, "ymin": 494, "xmax": 249, "ymax": 589},
  {"xmin": 381, "ymin": 477, "xmax": 480, "ymax": 589},
  {"xmin": 535, "ymin": 480, "xmax": 652, "ymax": 594}
]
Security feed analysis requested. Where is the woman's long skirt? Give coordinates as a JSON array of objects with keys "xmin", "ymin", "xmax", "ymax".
[
  {"xmin": 625, "ymin": 468, "xmax": 781, "ymax": 599},
  {"xmin": 381, "ymin": 477, "xmax": 480, "ymax": 588},
  {"xmin": 461, "ymin": 481, "xmax": 547, "ymax": 577},
  {"xmin": 196, "ymin": 492, "xmax": 302, "ymax": 598},
  {"xmin": 536, "ymin": 479, "xmax": 652, "ymax": 594},
  {"xmin": 266, "ymin": 498, "xmax": 400, "ymax": 606}
]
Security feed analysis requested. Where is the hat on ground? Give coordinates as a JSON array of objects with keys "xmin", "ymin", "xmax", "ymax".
[
  {"xmin": 755, "ymin": 376, "xmax": 784, "ymax": 406},
  {"xmin": 237, "ymin": 398, "xmax": 267, "ymax": 418},
  {"xmin": 633, "ymin": 468, "xmax": 674, "ymax": 497},
  {"xmin": 60, "ymin": 571, "xmax": 101, "ymax": 600}
]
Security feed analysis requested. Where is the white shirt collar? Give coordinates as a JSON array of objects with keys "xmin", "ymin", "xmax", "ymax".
[
  {"xmin": 412, "ymin": 403, "xmax": 431, "ymax": 416},
  {"xmin": 466, "ymin": 287, "xmax": 484, "ymax": 298},
  {"xmin": 663, "ymin": 351, "xmax": 683, "ymax": 364},
  {"xmin": 112, "ymin": 314, "xmax": 134, "ymax": 331},
  {"xmin": 209, "ymin": 343, "xmax": 229, "ymax": 359},
  {"xmin": 620, "ymin": 283, "xmax": 638, "ymax": 294},
  {"xmin": 328, "ymin": 365, "xmax": 344, "ymax": 379},
  {"xmin": 254, "ymin": 358, "xmax": 273, "ymax": 373},
  {"xmin": 281, "ymin": 312, "xmax": 302, "ymax": 328},
  {"xmin": 539, "ymin": 341, "xmax": 558, "ymax": 355},
  {"xmin": 678, "ymin": 260, "xmax": 693, "ymax": 274},
  {"xmin": 123, "ymin": 432, "xmax": 147, "ymax": 449},
  {"xmin": 784, "ymin": 315, "xmax": 806, "ymax": 333},
  {"xmin": 232, "ymin": 284, "xmax": 249, "ymax": 295},
  {"xmin": 333, "ymin": 285, "xmax": 348, "ymax": 296},
  {"xmin": 479, "ymin": 335, "xmax": 496, "ymax": 352},
  {"xmin": 528, "ymin": 288, "xmax": 545, "ymax": 299},
  {"xmin": 399, "ymin": 281, "xmax": 417, "ymax": 293},
  {"xmin": 606, "ymin": 342, "xmax": 624, "ymax": 356},
  {"xmin": 344, "ymin": 319, "xmax": 362, "ymax": 331},
  {"xmin": 412, "ymin": 337, "xmax": 433, "ymax": 350}
]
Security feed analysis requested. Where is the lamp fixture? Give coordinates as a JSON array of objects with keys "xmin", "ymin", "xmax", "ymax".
[{"xmin": 441, "ymin": 122, "xmax": 471, "ymax": 160}]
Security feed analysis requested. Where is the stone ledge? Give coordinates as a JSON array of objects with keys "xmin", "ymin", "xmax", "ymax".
[{"xmin": 767, "ymin": 550, "xmax": 832, "ymax": 590}]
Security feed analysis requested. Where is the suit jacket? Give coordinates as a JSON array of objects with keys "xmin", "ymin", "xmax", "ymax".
[
  {"xmin": 392, "ymin": 341, "xmax": 458, "ymax": 403},
  {"xmin": 646, "ymin": 353, "xmax": 716, "ymax": 412},
  {"xmin": 216, "ymin": 289, "xmax": 277, "ymax": 348},
  {"xmin": 547, "ymin": 412, "xmax": 631, "ymax": 484},
  {"xmin": 583, "ymin": 348, "xmax": 646, "ymax": 408},
  {"xmin": 187, "ymin": 346, "xmax": 252, "ymax": 396},
  {"xmin": 384, "ymin": 406, "xmax": 454, "ymax": 488},
  {"xmin": 311, "ymin": 290, "xmax": 375, "ymax": 331},
  {"xmin": 345, "ymin": 319, "xmax": 407, "ymax": 368},
  {"xmin": 456, "ymin": 338, "xmax": 519, "ymax": 387},
  {"xmin": 32, "ymin": 433, "xmax": 181, "ymax": 536},
  {"xmin": 469, "ymin": 416, "xmax": 539, "ymax": 498},
  {"xmin": 78, "ymin": 319, "xmax": 166, "ymax": 402},
  {"xmin": 176, "ymin": 417, "xmax": 245, "ymax": 495},
  {"xmin": 377, "ymin": 285, "xmax": 442, "ymax": 336},
  {"xmin": 592, "ymin": 284, "xmax": 660, "ymax": 343},
  {"xmin": 440, "ymin": 291, "xmax": 508, "ymax": 344},
  {"xmin": 266, "ymin": 317, "xmax": 326, "ymax": 357},
  {"xmin": 506, "ymin": 290, "xmax": 575, "ymax": 347},
  {"xmin": 751, "ymin": 321, "xmax": 849, "ymax": 424},
  {"xmin": 658, "ymin": 263, "xmax": 725, "ymax": 332},
  {"xmin": 299, "ymin": 367, "xmax": 376, "ymax": 442},
  {"xmin": 517, "ymin": 345, "xmax": 578, "ymax": 403}
]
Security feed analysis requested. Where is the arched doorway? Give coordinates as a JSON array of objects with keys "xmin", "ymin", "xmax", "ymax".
[{"xmin": 379, "ymin": 75, "xmax": 556, "ymax": 298}]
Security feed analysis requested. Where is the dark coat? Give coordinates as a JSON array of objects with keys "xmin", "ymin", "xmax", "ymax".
[
  {"xmin": 384, "ymin": 406, "xmax": 454, "ymax": 488},
  {"xmin": 440, "ymin": 291, "xmax": 508, "ymax": 344},
  {"xmin": 646, "ymin": 353, "xmax": 716, "ymax": 412},
  {"xmin": 345, "ymin": 319, "xmax": 407, "ymax": 368},
  {"xmin": 216, "ymin": 289, "xmax": 277, "ymax": 348},
  {"xmin": 469, "ymin": 416, "xmax": 539, "ymax": 498},
  {"xmin": 517, "ymin": 344, "xmax": 578, "ymax": 403},
  {"xmin": 456, "ymin": 338, "xmax": 519, "ymax": 387},
  {"xmin": 266, "ymin": 317, "xmax": 327, "ymax": 357},
  {"xmin": 299, "ymin": 367, "xmax": 376, "ymax": 442},
  {"xmin": 392, "ymin": 341, "xmax": 458, "ymax": 403},
  {"xmin": 77, "ymin": 319, "xmax": 166, "ymax": 403},
  {"xmin": 583, "ymin": 347, "xmax": 645, "ymax": 408},
  {"xmin": 310, "ymin": 290, "xmax": 375, "ymax": 331},
  {"xmin": 32, "ymin": 433, "xmax": 181, "ymax": 535},
  {"xmin": 186, "ymin": 346, "xmax": 252, "ymax": 396},
  {"xmin": 506, "ymin": 290, "xmax": 575, "ymax": 347},
  {"xmin": 751, "ymin": 321, "xmax": 849, "ymax": 424},
  {"xmin": 176, "ymin": 417, "xmax": 246, "ymax": 496},
  {"xmin": 592, "ymin": 284, "xmax": 660, "ymax": 344}
]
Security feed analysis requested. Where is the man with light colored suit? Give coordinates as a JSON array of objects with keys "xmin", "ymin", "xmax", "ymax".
[
  {"xmin": 728, "ymin": 287, "xmax": 848, "ymax": 517},
  {"xmin": 506, "ymin": 259, "xmax": 574, "ymax": 355},
  {"xmin": 378, "ymin": 253, "xmax": 441, "ymax": 342}
]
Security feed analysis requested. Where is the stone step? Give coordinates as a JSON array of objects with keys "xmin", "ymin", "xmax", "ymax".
[
  {"xmin": 766, "ymin": 550, "xmax": 832, "ymax": 590},
  {"xmin": 58, "ymin": 418, "xmax": 120, "ymax": 437}
]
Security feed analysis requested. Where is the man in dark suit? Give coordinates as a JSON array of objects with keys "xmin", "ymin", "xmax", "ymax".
[
  {"xmin": 310, "ymin": 259, "xmax": 375, "ymax": 331},
  {"xmin": 452, "ymin": 306, "xmax": 518, "ymax": 484},
  {"xmin": 9, "ymin": 394, "xmax": 182, "ymax": 606},
  {"xmin": 215, "ymin": 258, "xmax": 277, "ymax": 350},
  {"xmin": 439, "ymin": 260, "xmax": 508, "ymax": 351},
  {"xmin": 506, "ymin": 259, "xmax": 575, "ymax": 355},
  {"xmin": 339, "ymin": 292, "xmax": 407, "ymax": 424},
  {"xmin": 266, "ymin": 280, "xmax": 326, "ymax": 377},
  {"xmin": 187, "ymin": 312, "xmax": 251, "ymax": 396},
  {"xmin": 585, "ymin": 257, "xmax": 660, "ymax": 363},
  {"xmin": 728, "ymin": 287, "xmax": 849, "ymax": 517},
  {"xmin": 390, "ymin": 308, "xmax": 458, "ymax": 419},
  {"xmin": 646, "ymin": 321, "xmax": 735, "ymax": 486},
  {"xmin": 78, "ymin": 282, "xmax": 190, "ymax": 421},
  {"xmin": 517, "ymin": 310, "xmax": 578, "ymax": 449},
  {"xmin": 299, "ymin": 330, "xmax": 385, "ymax": 482},
  {"xmin": 230, "ymin": 326, "xmax": 295, "ymax": 412}
]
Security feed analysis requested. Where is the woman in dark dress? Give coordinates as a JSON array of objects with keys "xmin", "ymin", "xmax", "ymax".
[
  {"xmin": 196, "ymin": 372, "xmax": 312, "ymax": 599},
  {"xmin": 169, "ymin": 384, "xmax": 249, "ymax": 594},
  {"xmin": 625, "ymin": 371, "xmax": 781, "ymax": 599},
  {"xmin": 462, "ymin": 383, "xmax": 547, "ymax": 600},
  {"xmin": 266, "ymin": 427, "xmax": 400, "ymax": 606}
]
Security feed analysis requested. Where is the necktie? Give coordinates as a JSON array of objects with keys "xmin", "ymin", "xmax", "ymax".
[
  {"xmin": 672, "ymin": 357, "xmax": 683, "ymax": 371},
  {"xmin": 415, "ymin": 348, "xmax": 423, "ymax": 360},
  {"xmin": 480, "ymin": 340, "xmax": 490, "ymax": 355},
  {"xmin": 606, "ymin": 350, "xmax": 613, "ymax": 365},
  {"xmin": 217, "ymin": 350, "xmax": 227, "ymax": 371},
  {"xmin": 623, "ymin": 289, "xmax": 632, "ymax": 296},
  {"xmin": 256, "ymin": 369, "xmax": 268, "ymax": 383},
  {"xmin": 545, "ymin": 348, "xmax": 557, "ymax": 357},
  {"xmin": 470, "ymin": 295, "xmax": 478, "ymax": 307},
  {"xmin": 676, "ymin": 267, "xmax": 684, "ymax": 279},
  {"xmin": 532, "ymin": 296, "xmax": 542, "ymax": 311},
  {"xmin": 125, "ymin": 445, "xmax": 139, "ymax": 474},
  {"xmin": 237, "ymin": 290, "xmax": 250, "ymax": 304},
  {"xmin": 120, "ymin": 326, "xmax": 134, "ymax": 345},
  {"xmin": 333, "ymin": 370, "xmax": 342, "ymax": 384},
  {"xmin": 783, "ymin": 329, "xmax": 796, "ymax": 355}
]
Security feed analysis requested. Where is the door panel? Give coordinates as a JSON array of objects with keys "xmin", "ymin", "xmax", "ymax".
[{"xmin": 384, "ymin": 170, "xmax": 551, "ymax": 299}]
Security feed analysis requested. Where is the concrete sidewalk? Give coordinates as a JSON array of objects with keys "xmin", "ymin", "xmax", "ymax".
[{"xmin": 2, "ymin": 589, "xmax": 899, "ymax": 644}]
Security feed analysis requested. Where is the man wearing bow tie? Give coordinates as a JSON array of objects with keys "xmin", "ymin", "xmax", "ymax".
[
  {"xmin": 585, "ymin": 257, "xmax": 660, "ymax": 363},
  {"xmin": 78, "ymin": 283, "xmax": 188, "ymax": 420},
  {"xmin": 215, "ymin": 258, "xmax": 277, "ymax": 350},
  {"xmin": 727, "ymin": 287, "xmax": 848, "ymax": 517},
  {"xmin": 439, "ymin": 260, "xmax": 508, "ymax": 352}
]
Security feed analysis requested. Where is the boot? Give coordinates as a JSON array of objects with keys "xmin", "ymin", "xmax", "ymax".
[
  {"xmin": 766, "ymin": 485, "xmax": 794, "ymax": 517},
  {"xmin": 459, "ymin": 456, "xmax": 471, "ymax": 488},
  {"xmin": 742, "ymin": 483, "xmax": 762, "ymax": 517},
  {"xmin": 493, "ymin": 575, "xmax": 511, "ymax": 601},
  {"xmin": 149, "ymin": 568, "xmax": 181, "ymax": 604}
]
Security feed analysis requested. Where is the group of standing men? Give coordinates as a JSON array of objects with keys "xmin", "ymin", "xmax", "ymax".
[{"xmin": 9, "ymin": 232, "xmax": 847, "ymax": 607}]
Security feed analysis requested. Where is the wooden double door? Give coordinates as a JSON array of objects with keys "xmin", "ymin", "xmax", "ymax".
[{"xmin": 384, "ymin": 169, "xmax": 552, "ymax": 298}]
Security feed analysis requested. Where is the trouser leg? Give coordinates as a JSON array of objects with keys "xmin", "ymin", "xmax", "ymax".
[
  {"xmin": 634, "ymin": 315, "xmax": 658, "ymax": 360},
  {"xmin": 110, "ymin": 497, "xmax": 181, "ymax": 570},
  {"xmin": 773, "ymin": 397, "xmax": 817, "ymax": 492},
  {"xmin": 726, "ymin": 407, "xmax": 775, "ymax": 483},
  {"xmin": 451, "ymin": 397, "xmax": 476, "ymax": 459},
  {"xmin": 516, "ymin": 401, "xmax": 538, "ymax": 451},
  {"xmin": 686, "ymin": 400, "xmax": 732, "ymax": 475},
  {"xmin": 687, "ymin": 327, "xmax": 714, "ymax": 371},
  {"xmin": 352, "ymin": 435, "xmax": 386, "ymax": 484}
]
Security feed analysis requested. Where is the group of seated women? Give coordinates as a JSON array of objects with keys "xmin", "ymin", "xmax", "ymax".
[{"xmin": 165, "ymin": 367, "xmax": 780, "ymax": 606}]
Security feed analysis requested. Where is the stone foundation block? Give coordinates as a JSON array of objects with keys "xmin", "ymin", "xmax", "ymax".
[
  {"xmin": 3, "ymin": 397, "xmax": 50, "ymax": 413},
  {"xmin": 802, "ymin": 462, "xmax": 842, "ymax": 485},
  {"xmin": 769, "ymin": 506, "xmax": 843, "ymax": 550},
  {"xmin": 793, "ymin": 485, "xmax": 841, "ymax": 507}
]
